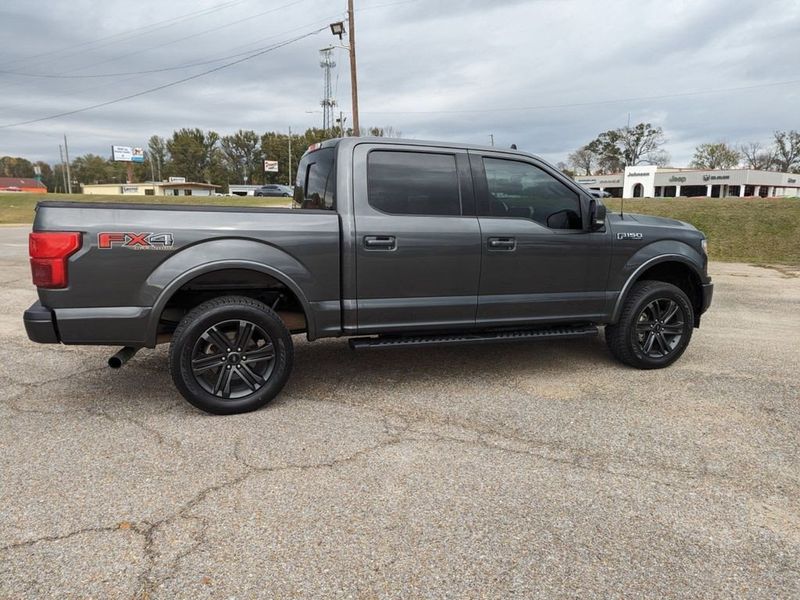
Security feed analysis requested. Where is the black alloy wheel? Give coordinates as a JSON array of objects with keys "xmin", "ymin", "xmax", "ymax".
[
  {"xmin": 634, "ymin": 298, "xmax": 685, "ymax": 359},
  {"xmin": 191, "ymin": 319, "xmax": 276, "ymax": 399},
  {"xmin": 605, "ymin": 280, "xmax": 694, "ymax": 369},
  {"xmin": 170, "ymin": 296, "xmax": 293, "ymax": 414}
]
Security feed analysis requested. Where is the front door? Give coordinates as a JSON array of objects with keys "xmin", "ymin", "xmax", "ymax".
[
  {"xmin": 471, "ymin": 152, "xmax": 611, "ymax": 326},
  {"xmin": 353, "ymin": 144, "xmax": 481, "ymax": 333}
]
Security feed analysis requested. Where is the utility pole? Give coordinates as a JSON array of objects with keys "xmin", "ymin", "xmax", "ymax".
[
  {"xmin": 347, "ymin": 0, "xmax": 360, "ymax": 136},
  {"xmin": 58, "ymin": 145, "xmax": 67, "ymax": 193},
  {"xmin": 288, "ymin": 126, "xmax": 293, "ymax": 186},
  {"xmin": 489, "ymin": 134, "xmax": 495, "ymax": 147},
  {"xmin": 63, "ymin": 135, "xmax": 73, "ymax": 194}
]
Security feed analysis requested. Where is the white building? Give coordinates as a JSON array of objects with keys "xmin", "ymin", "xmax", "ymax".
[
  {"xmin": 575, "ymin": 167, "xmax": 800, "ymax": 198},
  {"xmin": 82, "ymin": 181, "xmax": 219, "ymax": 196}
]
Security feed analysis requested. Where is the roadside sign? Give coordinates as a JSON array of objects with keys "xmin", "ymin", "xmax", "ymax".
[
  {"xmin": 112, "ymin": 145, "xmax": 145, "ymax": 163},
  {"xmin": 264, "ymin": 160, "xmax": 279, "ymax": 173}
]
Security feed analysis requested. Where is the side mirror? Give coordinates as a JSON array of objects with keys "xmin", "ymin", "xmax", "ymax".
[{"xmin": 589, "ymin": 201, "xmax": 607, "ymax": 231}]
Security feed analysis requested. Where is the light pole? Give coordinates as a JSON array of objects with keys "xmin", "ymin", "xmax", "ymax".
[{"xmin": 330, "ymin": 0, "xmax": 360, "ymax": 137}]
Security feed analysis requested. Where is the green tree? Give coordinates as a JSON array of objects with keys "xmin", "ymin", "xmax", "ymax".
[
  {"xmin": 773, "ymin": 130, "xmax": 800, "ymax": 173},
  {"xmin": 0, "ymin": 156, "xmax": 35, "ymax": 177},
  {"xmin": 70, "ymin": 154, "xmax": 114, "ymax": 184},
  {"xmin": 34, "ymin": 161, "xmax": 55, "ymax": 191},
  {"xmin": 221, "ymin": 130, "xmax": 262, "ymax": 185},
  {"xmin": 147, "ymin": 135, "xmax": 169, "ymax": 181},
  {"xmin": 690, "ymin": 142, "xmax": 740, "ymax": 170},
  {"xmin": 167, "ymin": 128, "xmax": 220, "ymax": 182}
]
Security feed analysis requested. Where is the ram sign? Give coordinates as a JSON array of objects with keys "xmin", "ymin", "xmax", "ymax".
[{"xmin": 112, "ymin": 145, "xmax": 145, "ymax": 163}]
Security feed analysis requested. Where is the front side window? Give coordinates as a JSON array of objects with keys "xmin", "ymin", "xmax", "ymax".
[
  {"xmin": 293, "ymin": 147, "xmax": 335, "ymax": 210},
  {"xmin": 367, "ymin": 151, "xmax": 461, "ymax": 216},
  {"xmin": 483, "ymin": 158, "xmax": 582, "ymax": 229}
]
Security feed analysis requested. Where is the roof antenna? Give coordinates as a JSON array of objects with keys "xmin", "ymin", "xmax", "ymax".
[{"xmin": 510, "ymin": 144, "xmax": 517, "ymax": 149}]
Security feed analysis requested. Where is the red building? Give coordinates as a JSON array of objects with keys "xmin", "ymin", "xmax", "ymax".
[{"xmin": 0, "ymin": 177, "xmax": 47, "ymax": 193}]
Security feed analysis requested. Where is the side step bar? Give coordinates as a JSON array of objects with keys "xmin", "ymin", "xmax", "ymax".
[{"xmin": 349, "ymin": 325, "xmax": 598, "ymax": 350}]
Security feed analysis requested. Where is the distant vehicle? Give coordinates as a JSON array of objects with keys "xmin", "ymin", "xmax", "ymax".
[
  {"xmin": 254, "ymin": 184, "xmax": 293, "ymax": 197},
  {"xmin": 588, "ymin": 188, "xmax": 612, "ymax": 198}
]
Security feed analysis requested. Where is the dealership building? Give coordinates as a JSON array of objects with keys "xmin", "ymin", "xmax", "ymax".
[{"xmin": 575, "ymin": 166, "xmax": 800, "ymax": 198}]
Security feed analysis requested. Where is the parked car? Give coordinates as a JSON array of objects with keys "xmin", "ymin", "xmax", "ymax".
[
  {"xmin": 24, "ymin": 137, "xmax": 713, "ymax": 415},
  {"xmin": 588, "ymin": 188, "xmax": 612, "ymax": 198},
  {"xmin": 254, "ymin": 184, "xmax": 293, "ymax": 197}
]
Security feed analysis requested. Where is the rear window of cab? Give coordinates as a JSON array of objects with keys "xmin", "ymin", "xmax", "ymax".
[{"xmin": 293, "ymin": 147, "xmax": 336, "ymax": 210}]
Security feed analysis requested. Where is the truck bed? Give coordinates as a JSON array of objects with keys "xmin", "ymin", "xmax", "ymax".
[{"xmin": 33, "ymin": 200, "xmax": 341, "ymax": 345}]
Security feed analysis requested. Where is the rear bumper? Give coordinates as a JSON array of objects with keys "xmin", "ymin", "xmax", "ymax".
[
  {"xmin": 701, "ymin": 282, "xmax": 714, "ymax": 314},
  {"xmin": 23, "ymin": 301, "xmax": 60, "ymax": 344}
]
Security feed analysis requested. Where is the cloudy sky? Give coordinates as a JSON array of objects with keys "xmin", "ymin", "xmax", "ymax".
[{"xmin": 1, "ymin": 0, "xmax": 798, "ymax": 167}]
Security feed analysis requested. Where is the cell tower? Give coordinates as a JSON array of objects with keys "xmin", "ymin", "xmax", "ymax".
[{"xmin": 319, "ymin": 47, "xmax": 337, "ymax": 132}]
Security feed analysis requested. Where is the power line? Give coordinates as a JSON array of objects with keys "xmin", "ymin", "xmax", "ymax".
[
  {"xmin": 0, "ymin": 12, "xmax": 342, "ymax": 80},
  {"xmin": 2, "ymin": 0, "xmax": 316, "ymax": 78},
  {"xmin": 0, "ymin": 0, "xmax": 254, "ymax": 70},
  {"xmin": 0, "ymin": 27, "xmax": 328, "ymax": 130},
  {"xmin": 357, "ymin": 79, "xmax": 800, "ymax": 115}
]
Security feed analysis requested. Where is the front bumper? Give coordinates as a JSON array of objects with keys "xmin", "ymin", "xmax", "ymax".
[
  {"xmin": 24, "ymin": 301, "xmax": 60, "ymax": 344},
  {"xmin": 701, "ymin": 282, "xmax": 714, "ymax": 314}
]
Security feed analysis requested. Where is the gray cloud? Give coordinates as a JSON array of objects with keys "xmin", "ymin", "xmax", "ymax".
[{"xmin": 0, "ymin": 0, "xmax": 798, "ymax": 167}]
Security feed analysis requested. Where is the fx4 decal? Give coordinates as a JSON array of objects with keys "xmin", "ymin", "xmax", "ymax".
[
  {"xmin": 617, "ymin": 232, "xmax": 643, "ymax": 240},
  {"xmin": 98, "ymin": 232, "xmax": 175, "ymax": 250}
]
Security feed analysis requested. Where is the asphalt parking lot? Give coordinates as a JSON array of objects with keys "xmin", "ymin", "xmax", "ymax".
[{"xmin": 1, "ymin": 224, "xmax": 799, "ymax": 599}]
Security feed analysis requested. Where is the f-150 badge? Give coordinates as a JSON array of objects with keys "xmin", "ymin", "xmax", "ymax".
[
  {"xmin": 617, "ymin": 232, "xmax": 643, "ymax": 240},
  {"xmin": 98, "ymin": 232, "xmax": 175, "ymax": 250}
]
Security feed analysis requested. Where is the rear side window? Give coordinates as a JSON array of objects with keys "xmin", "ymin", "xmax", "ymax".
[
  {"xmin": 367, "ymin": 151, "xmax": 461, "ymax": 216},
  {"xmin": 293, "ymin": 147, "xmax": 336, "ymax": 210}
]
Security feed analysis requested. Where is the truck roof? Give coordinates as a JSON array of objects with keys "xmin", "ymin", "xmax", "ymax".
[{"xmin": 314, "ymin": 136, "xmax": 539, "ymax": 161}]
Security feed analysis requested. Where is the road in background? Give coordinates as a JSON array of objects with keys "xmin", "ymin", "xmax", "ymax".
[{"xmin": 1, "ymin": 226, "xmax": 798, "ymax": 598}]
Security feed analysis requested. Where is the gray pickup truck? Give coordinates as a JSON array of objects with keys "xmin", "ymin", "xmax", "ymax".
[{"xmin": 24, "ymin": 137, "xmax": 713, "ymax": 414}]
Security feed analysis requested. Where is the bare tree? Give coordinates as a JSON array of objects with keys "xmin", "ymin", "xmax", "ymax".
[
  {"xmin": 690, "ymin": 142, "xmax": 740, "ymax": 170},
  {"xmin": 740, "ymin": 142, "xmax": 774, "ymax": 170},
  {"xmin": 773, "ymin": 130, "xmax": 800, "ymax": 172},
  {"xmin": 567, "ymin": 145, "xmax": 597, "ymax": 175}
]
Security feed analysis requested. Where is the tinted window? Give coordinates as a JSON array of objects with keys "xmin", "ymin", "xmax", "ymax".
[
  {"xmin": 293, "ymin": 147, "xmax": 335, "ymax": 210},
  {"xmin": 367, "ymin": 151, "xmax": 461, "ymax": 216},
  {"xmin": 483, "ymin": 158, "xmax": 581, "ymax": 229}
]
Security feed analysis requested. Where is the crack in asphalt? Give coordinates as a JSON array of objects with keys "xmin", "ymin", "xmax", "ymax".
[
  {"xmin": 134, "ymin": 415, "xmax": 410, "ymax": 598},
  {"xmin": 0, "ymin": 525, "xmax": 128, "ymax": 553}
]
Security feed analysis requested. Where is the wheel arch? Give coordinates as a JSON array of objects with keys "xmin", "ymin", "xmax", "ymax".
[
  {"xmin": 146, "ymin": 259, "xmax": 315, "ymax": 346},
  {"xmin": 611, "ymin": 254, "xmax": 704, "ymax": 326}
]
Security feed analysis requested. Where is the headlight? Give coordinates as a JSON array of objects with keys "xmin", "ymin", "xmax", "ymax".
[{"xmin": 701, "ymin": 238, "xmax": 708, "ymax": 255}]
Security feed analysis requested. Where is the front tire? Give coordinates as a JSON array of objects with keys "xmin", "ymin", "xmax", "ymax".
[
  {"xmin": 605, "ymin": 280, "xmax": 694, "ymax": 369},
  {"xmin": 169, "ymin": 295, "xmax": 293, "ymax": 415}
]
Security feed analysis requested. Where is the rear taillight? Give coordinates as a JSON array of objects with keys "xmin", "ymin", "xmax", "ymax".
[{"xmin": 29, "ymin": 232, "xmax": 82, "ymax": 288}]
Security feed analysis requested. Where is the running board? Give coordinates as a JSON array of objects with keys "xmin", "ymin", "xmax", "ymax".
[{"xmin": 348, "ymin": 325, "xmax": 598, "ymax": 350}]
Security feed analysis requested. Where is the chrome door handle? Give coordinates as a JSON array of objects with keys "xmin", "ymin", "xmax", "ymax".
[
  {"xmin": 488, "ymin": 237, "xmax": 516, "ymax": 250},
  {"xmin": 363, "ymin": 235, "xmax": 396, "ymax": 250}
]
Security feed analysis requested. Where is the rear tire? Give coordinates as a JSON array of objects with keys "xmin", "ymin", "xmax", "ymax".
[
  {"xmin": 169, "ymin": 295, "xmax": 293, "ymax": 415},
  {"xmin": 605, "ymin": 280, "xmax": 693, "ymax": 369}
]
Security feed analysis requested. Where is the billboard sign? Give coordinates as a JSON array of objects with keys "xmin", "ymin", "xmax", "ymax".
[
  {"xmin": 264, "ymin": 160, "xmax": 279, "ymax": 173},
  {"xmin": 112, "ymin": 145, "xmax": 145, "ymax": 163}
]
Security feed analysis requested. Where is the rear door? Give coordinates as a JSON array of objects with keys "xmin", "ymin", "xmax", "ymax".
[
  {"xmin": 470, "ymin": 151, "xmax": 611, "ymax": 325},
  {"xmin": 352, "ymin": 143, "xmax": 481, "ymax": 333}
]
